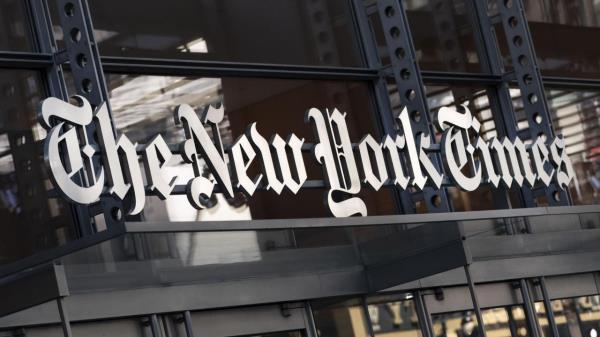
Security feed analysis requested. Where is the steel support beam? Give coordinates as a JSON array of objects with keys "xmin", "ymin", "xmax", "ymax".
[{"xmin": 375, "ymin": 0, "xmax": 451, "ymax": 212}]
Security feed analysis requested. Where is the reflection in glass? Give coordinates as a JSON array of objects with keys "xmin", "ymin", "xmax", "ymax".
[
  {"xmin": 0, "ymin": 0, "xmax": 35, "ymax": 51},
  {"xmin": 433, "ymin": 307, "xmax": 528, "ymax": 337},
  {"xmin": 419, "ymin": 84, "xmax": 517, "ymax": 212},
  {"xmin": 433, "ymin": 311, "xmax": 480, "ymax": 337},
  {"xmin": 524, "ymin": 0, "xmax": 600, "ymax": 78},
  {"xmin": 0, "ymin": 69, "xmax": 76, "ymax": 266},
  {"xmin": 371, "ymin": 0, "xmax": 480, "ymax": 72},
  {"xmin": 548, "ymin": 296, "xmax": 600, "ymax": 337},
  {"xmin": 312, "ymin": 299, "xmax": 370, "ymax": 337},
  {"xmin": 481, "ymin": 306, "xmax": 531, "ymax": 337},
  {"xmin": 71, "ymin": 0, "xmax": 363, "ymax": 67},
  {"xmin": 544, "ymin": 88, "xmax": 600, "ymax": 205},
  {"xmin": 59, "ymin": 229, "xmax": 371, "ymax": 293},
  {"xmin": 367, "ymin": 293, "xmax": 423, "ymax": 337},
  {"xmin": 535, "ymin": 301, "xmax": 551, "ymax": 337}
]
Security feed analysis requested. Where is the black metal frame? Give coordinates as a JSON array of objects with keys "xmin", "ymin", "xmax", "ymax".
[{"xmin": 1, "ymin": 0, "xmax": 600, "ymax": 336}]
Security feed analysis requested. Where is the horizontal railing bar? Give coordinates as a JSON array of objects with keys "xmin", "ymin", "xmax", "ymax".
[
  {"xmin": 100, "ymin": 56, "xmax": 379, "ymax": 81},
  {"xmin": 0, "ymin": 51, "xmax": 53, "ymax": 69},
  {"xmin": 124, "ymin": 205, "xmax": 600, "ymax": 233}
]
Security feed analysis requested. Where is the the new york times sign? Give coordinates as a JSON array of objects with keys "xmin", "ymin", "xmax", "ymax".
[{"xmin": 39, "ymin": 96, "xmax": 574, "ymax": 218}]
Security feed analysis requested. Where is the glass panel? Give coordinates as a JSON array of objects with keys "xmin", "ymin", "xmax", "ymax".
[
  {"xmin": 432, "ymin": 311, "xmax": 481, "ymax": 337},
  {"xmin": 0, "ymin": 69, "xmax": 76, "ymax": 266},
  {"xmin": 534, "ymin": 302, "xmax": 551, "ymax": 337},
  {"xmin": 366, "ymin": 293, "xmax": 423, "ymax": 337},
  {"xmin": 403, "ymin": 0, "xmax": 482, "ymax": 72},
  {"xmin": 524, "ymin": 0, "xmax": 600, "ymax": 78},
  {"xmin": 421, "ymin": 84, "xmax": 521, "ymax": 212},
  {"xmin": 461, "ymin": 212, "xmax": 600, "ymax": 236},
  {"xmin": 543, "ymin": 88, "xmax": 600, "ymax": 205},
  {"xmin": 57, "ymin": 223, "xmax": 433, "ymax": 294},
  {"xmin": 104, "ymin": 74, "xmax": 398, "ymax": 221},
  {"xmin": 542, "ymin": 296, "xmax": 600, "ymax": 337},
  {"xmin": 0, "ymin": 0, "xmax": 36, "ymax": 51},
  {"xmin": 312, "ymin": 298, "xmax": 370, "ymax": 337},
  {"xmin": 481, "ymin": 306, "xmax": 531, "ymax": 337},
  {"xmin": 75, "ymin": 0, "xmax": 363, "ymax": 67}
]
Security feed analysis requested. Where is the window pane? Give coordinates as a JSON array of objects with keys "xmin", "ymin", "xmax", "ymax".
[
  {"xmin": 79, "ymin": 0, "xmax": 363, "ymax": 67},
  {"xmin": 420, "ymin": 83, "xmax": 522, "ymax": 212},
  {"xmin": 312, "ymin": 298, "xmax": 370, "ymax": 337},
  {"xmin": 545, "ymin": 296, "xmax": 600, "ymax": 337},
  {"xmin": 0, "ymin": 69, "xmax": 76, "ymax": 266},
  {"xmin": 524, "ymin": 0, "xmax": 600, "ymax": 78},
  {"xmin": 404, "ymin": 0, "xmax": 481, "ymax": 72},
  {"xmin": 534, "ymin": 301, "xmax": 551, "ymax": 337},
  {"xmin": 0, "ymin": 0, "xmax": 36, "ymax": 51},
  {"xmin": 367, "ymin": 293, "xmax": 423, "ymax": 337},
  {"xmin": 544, "ymin": 88, "xmax": 600, "ymax": 205},
  {"xmin": 482, "ymin": 306, "xmax": 531, "ymax": 337},
  {"xmin": 104, "ymin": 74, "xmax": 397, "ymax": 221},
  {"xmin": 432, "ymin": 311, "xmax": 480, "ymax": 337}
]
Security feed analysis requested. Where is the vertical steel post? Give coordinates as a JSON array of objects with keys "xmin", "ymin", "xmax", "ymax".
[
  {"xmin": 374, "ymin": 0, "xmax": 451, "ymax": 212},
  {"xmin": 519, "ymin": 279, "xmax": 542, "ymax": 337},
  {"xmin": 495, "ymin": 0, "xmax": 571, "ymax": 207},
  {"xmin": 304, "ymin": 302, "xmax": 320, "ymax": 337},
  {"xmin": 149, "ymin": 314, "xmax": 163, "ymax": 337},
  {"xmin": 183, "ymin": 311, "xmax": 196, "ymax": 337},
  {"xmin": 51, "ymin": 0, "xmax": 127, "ymax": 229},
  {"xmin": 56, "ymin": 297, "xmax": 72, "ymax": 337},
  {"xmin": 349, "ymin": 0, "xmax": 413, "ymax": 213},
  {"xmin": 415, "ymin": 290, "xmax": 435, "ymax": 337},
  {"xmin": 464, "ymin": 265, "xmax": 488, "ymax": 337},
  {"xmin": 539, "ymin": 277, "xmax": 560, "ymax": 337},
  {"xmin": 361, "ymin": 296, "xmax": 377, "ymax": 337},
  {"xmin": 26, "ymin": 0, "xmax": 93, "ymax": 236}
]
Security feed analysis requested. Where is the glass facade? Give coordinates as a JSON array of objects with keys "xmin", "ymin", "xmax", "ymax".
[
  {"xmin": 0, "ymin": 69, "xmax": 76, "ymax": 266},
  {"xmin": 524, "ymin": 0, "xmax": 600, "ymax": 78},
  {"xmin": 0, "ymin": 0, "xmax": 36, "ymax": 52},
  {"xmin": 81, "ymin": 0, "xmax": 364, "ymax": 67},
  {"xmin": 0, "ymin": 1, "xmax": 600, "ymax": 337}
]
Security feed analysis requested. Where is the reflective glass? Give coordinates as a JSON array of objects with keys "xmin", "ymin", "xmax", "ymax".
[
  {"xmin": 57, "ymin": 224, "xmax": 421, "ymax": 294},
  {"xmin": 524, "ymin": 0, "xmax": 600, "ymax": 78},
  {"xmin": 543, "ymin": 88, "xmax": 600, "ymax": 205},
  {"xmin": 421, "ymin": 84, "xmax": 521, "ymax": 212},
  {"xmin": 460, "ymin": 213, "xmax": 600, "ymax": 236},
  {"xmin": 366, "ymin": 293, "xmax": 423, "ymax": 337},
  {"xmin": 403, "ymin": 0, "xmax": 481, "ymax": 72},
  {"xmin": 0, "ymin": 69, "xmax": 76, "ymax": 266},
  {"xmin": 312, "ymin": 298, "xmax": 370, "ymax": 337},
  {"xmin": 481, "ymin": 306, "xmax": 531, "ymax": 337},
  {"xmin": 104, "ymin": 74, "xmax": 398, "ymax": 221},
  {"xmin": 537, "ymin": 296, "xmax": 600, "ymax": 337},
  {"xmin": 0, "ymin": 0, "xmax": 36, "ymax": 51},
  {"xmin": 534, "ymin": 301, "xmax": 552, "ymax": 337},
  {"xmin": 432, "ymin": 311, "xmax": 481, "ymax": 337},
  {"xmin": 78, "ymin": 0, "xmax": 363, "ymax": 67}
]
